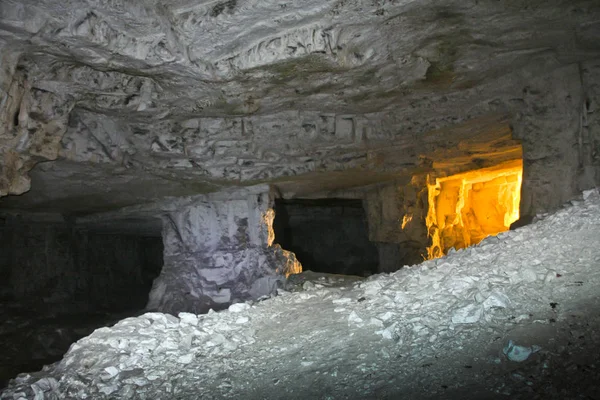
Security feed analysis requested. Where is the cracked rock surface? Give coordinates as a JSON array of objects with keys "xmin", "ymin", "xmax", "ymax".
[
  {"xmin": 2, "ymin": 188, "xmax": 600, "ymax": 399},
  {"xmin": 0, "ymin": 1, "xmax": 599, "ymax": 212}
]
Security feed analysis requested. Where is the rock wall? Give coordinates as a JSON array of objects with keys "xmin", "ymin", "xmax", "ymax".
[
  {"xmin": 581, "ymin": 60, "xmax": 600, "ymax": 190},
  {"xmin": 0, "ymin": 217, "xmax": 162, "ymax": 312},
  {"xmin": 512, "ymin": 65, "xmax": 584, "ymax": 216},
  {"xmin": 0, "ymin": 48, "xmax": 73, "ymax": 197},
  {"xmin": 364, "ymin": 178, "xmax": 430, "ymax": 272},
  {"xmin": 273, "ymin": 199, "xmax": 378, "ymax": 276},
  {"xmin": 146, "ymin": 192, "xmax": 301, "ymax": 315}
]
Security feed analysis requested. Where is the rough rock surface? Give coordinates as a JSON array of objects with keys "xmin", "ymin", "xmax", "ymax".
[
  {"xmin": 146, "ymin": 191, "xmax": 302, "ymax": 314},
  {"xmin": 2, "ymin": 188, "xmax": 599, "ymax": 399},
  {"xmin": 0, "ymin": 1, "xmax": 599, "ymax": 215}
]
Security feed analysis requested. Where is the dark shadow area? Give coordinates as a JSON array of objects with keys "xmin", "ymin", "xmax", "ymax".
[
  {"xmin": 273, "ymin": 198, "xmax": 379, "ymax": 276},
  {"xmin": 0, "ymin": 216, "xmax": 163, "ymax": 389}
]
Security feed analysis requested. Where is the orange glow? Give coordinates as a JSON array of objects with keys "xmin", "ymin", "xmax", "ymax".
[
  {"xmin": 426, "ymin": 160, "xmax": 523, "ymax": 259},
  {"xmin": 265, "ymin": 208, "xmax": 303, "ymax": 277},
  {"xmin": 401, "ymin": 214, "xmax": 413, "ymax": 229},
  {"xmin": 263, "ymin": 209, "xmax": 276, "ymax": 246}
]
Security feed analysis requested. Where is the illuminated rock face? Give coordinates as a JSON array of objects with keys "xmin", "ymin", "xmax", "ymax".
[
  {"xmin": 426, "ymin": 160, "xmax": 522, "ymax": 258},
  {"xmin": 147, "ymin": 192, "xmax": 301, "ymax": 314}
]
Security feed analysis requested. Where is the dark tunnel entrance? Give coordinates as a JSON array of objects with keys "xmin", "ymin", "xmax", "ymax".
[
  {"xmin": 0, "ymin": 216, "xmax": 163, "ymax": 389},
  {"xmin": 273, "ymin": 198, "xmax": 379, "ymax": 277}
]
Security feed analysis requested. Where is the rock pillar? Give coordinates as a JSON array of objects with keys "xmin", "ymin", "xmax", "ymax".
[
  {"xmin": 364, "ymin": 178, "xmax": 429, "ymax": 272},
  {"xmin": 512, "ymin": 64, "xmax": 584, "ymax": 216},
  {"xmin": 147, "ymin": 192, "xmax": 301, "ymax": 315}
]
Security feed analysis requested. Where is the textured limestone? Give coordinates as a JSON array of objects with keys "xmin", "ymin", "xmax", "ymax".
[
  {"xmin": 365, "ymin": 177, "xmax": 430, "ymax": 271},
  {"xmin": 0, "ymin": 51, "xmax": 73, "ymax": 196},
  {"xmin": 0, "ymin": 1, "xmax": 598, "ymax": 216},
  {"xmin": 581, "ymin": 60, "xmax": 600, "ymax": 188},
  {"xmin": 146, "ymin": 191, "xmax": 301, "ymax": 314}
]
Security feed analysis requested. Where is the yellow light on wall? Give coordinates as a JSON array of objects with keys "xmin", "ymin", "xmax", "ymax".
[
  {"xmin": 401, "ymin": 214, "xmax": 413, "ymax": 229},
  {"xmin": 426, "ymin": 160, "xmax": 523, "ymax": 259}
]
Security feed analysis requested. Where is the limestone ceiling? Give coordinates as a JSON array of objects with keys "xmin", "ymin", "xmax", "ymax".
[
  {"xmin": 0, "ymin": 0, "xmax": 599, "ymax": 214},
  {"xmin": 3, "ymin": 0, "xmax": 598, "ymax": 117}
]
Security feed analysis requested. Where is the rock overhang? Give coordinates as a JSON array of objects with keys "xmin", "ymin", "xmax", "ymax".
[{"xmin": 0, "ymin": 0, "xmax": 599, "ymax": 216}]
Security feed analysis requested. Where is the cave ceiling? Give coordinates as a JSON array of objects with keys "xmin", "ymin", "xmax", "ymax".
[{"xmin": 0, "ymin": 0, "xmax": 599, "ymax": 215}]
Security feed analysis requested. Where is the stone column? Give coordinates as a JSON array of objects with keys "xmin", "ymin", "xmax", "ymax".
[
  {"xmin": 512, "ymin": 64, "xmax": 583, "ymax": 216},
  {"xmin": 364, "ymin": 178, "xmax": 429, "ymax": 273},
  {"xmin": 147, "ymin": 191, "xmax": 301, "ymax": 315}
]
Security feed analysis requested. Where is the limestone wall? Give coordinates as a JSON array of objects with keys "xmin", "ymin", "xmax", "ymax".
[
  {"xmin": 364, "ymin": 178, "xmax": 430, "ymax": 271},
  {"xmin": 146, "ymin": 192, "xmax": 301, "ymax": 315},
  {"xmin": 581, "ymin": 60, "xmax": 600, "ymax": 190}
]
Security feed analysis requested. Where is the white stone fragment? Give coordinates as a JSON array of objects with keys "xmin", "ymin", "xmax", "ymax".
[
  {"xmin": 483, "ymin": 291, "xmax": 511, "ymax": 310},
  {"xmin": 177, "ymin": 354, "xmax": 194, "ymax": 364},
  {"xmin": 229, "ymin": 303, "xmax": 250, "ymax": 313},
  {"xmin": 302, "ymin": 281, "xmax": 315, "ymax": 290},
  {"xmin": 511, "ymin": 314, "xmax": 529, "ymax": 323},
  {"xmin": 178, "ymin": 312, "xmax": 199, "ymax": 326},
  {"xmin": 452, "ymin": 303, "xmax": 483, "ymax": 324},
  {"xmin": 583, "ymin": 188, "xmax": 598, "ymax": 200},
  {"xmin": 98, "ymin": 383, "xmax": 119, "ymax": 395},
  {"xmin": 519, "ymin": 268, "xmax": 538, "ymax": 283},
  {"xmin": 235, "ymin": 316, "xmax": 250, "ymax": 324},
  {"xmin": 360, "ymin": 281, "xmax": 384, "ymax": 297},
  {"xmin": 348, "ymin": 311, "xmax": 363, "ymax": 324},
  {"xmin": 544, "ymin": 270, "xmax": 557, "ymax": 283},
  {"xmin": 180, "ymin": 334, "xmax": 193, "ymax": 349},
  {"xmin": 32, "ymin": 378, "xmax": 58, "ymax": 392},
  {"xmin": 131, "ymin": 377, "xmax": 149, "ymax": 387},
  {"xmin": 30, "ymin": 384, "xmax": 44, "ymax": 400},
  {"xmin": 376, "ymin": 323, "xmax": 398, "ymax": 341},
  {"xmin": 143, "ymin": 312, "xmax": 179, "ymax": 327},
  {"xmin": 333, "ymin": 297, "xmax": 352, "ymax": 304},
  {"xmin": 100, "ymin": 366, "xmax": 119, "ymax": 381},
  {"xmin": 119, "ymin": 385, "xmax": 135, "ymax": 399},
  {"xmin": 298, "ymin": 292, "xmax": 315, "ymax": 300},
  {"xmin": 379, "ymin": 311, "xmax": 395, "ymax": 321},
  {"xmin": 394, "ymin": 292, "xmax": 408, "ymax": 303}
]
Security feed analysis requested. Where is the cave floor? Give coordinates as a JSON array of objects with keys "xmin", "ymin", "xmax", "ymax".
[{"xmin": 2, "ymin": 190, "xmax": 600, "ymax": 400}]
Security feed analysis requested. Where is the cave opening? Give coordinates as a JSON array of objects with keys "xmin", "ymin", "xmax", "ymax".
[
  {"xmin": 272, "ymin": 198, "xmax": 379, "ymax": 276},
  {"xmin": 426, "ymin": 160, "xmax": 523, "ymax": 259},
  {"xmin": 0, "ymin": 216, "xmax": 163, "ymax": 388}
]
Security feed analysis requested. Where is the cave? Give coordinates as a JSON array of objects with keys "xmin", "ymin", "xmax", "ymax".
[
  {"xmin": 1, "ymin": 0, "xmax": 600, "ymax": 398},
  {"xmin": 273, "ymin": 198, "xmax": 379, "ymax": 276}
]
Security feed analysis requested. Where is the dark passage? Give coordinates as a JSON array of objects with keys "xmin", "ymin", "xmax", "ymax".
[
  {"xmin": 0, "ymin": 216, "xmax": 163, "ymax": 389},
  {"xmin": 273, "ymin": 198, "xmax": 379, "ymax": 276}
]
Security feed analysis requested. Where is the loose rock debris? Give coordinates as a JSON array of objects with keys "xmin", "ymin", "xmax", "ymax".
[{"xmin": 2, "ymin": 189, "xmax": 600, "ymax": 399}]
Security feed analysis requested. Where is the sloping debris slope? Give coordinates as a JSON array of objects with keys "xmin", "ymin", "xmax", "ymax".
[{"xmin": 2, "ymin": 189, "xmax": 600, "ymax": 399}]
